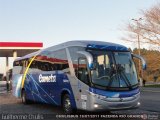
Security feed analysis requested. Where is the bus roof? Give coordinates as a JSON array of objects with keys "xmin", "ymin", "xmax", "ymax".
[{"xmin": 15, "ymin": 40, "xmax": 128, "ymax": 61}]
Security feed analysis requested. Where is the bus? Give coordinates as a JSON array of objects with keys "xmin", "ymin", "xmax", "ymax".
[{"xmin": 12, "ymin": 41, "xmax": 146, "ymax": 114}]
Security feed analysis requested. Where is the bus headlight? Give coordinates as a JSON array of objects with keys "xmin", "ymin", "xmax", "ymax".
[
  {"xmin": 137, "ymin": 102, "xmax": 140, "ymax": 106},
  {"xmin": 89, "ymin": 91, "xmax": 106, "ymax": 100},
  {"xmin": 97, "ymin": 94, "xmax": 106, "ymax": 99},
  {"xmin": 94, "ymin": 104, "xmax": 99, "ymax": 108}
]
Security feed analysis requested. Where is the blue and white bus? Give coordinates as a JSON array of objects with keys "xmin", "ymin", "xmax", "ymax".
[{"xmin": 12, "ymin": 41, "xmax": 146, "ymax": 114}]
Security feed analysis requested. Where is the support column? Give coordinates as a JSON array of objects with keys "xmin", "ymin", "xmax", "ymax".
[
  {"xmin": 6, "ymin": 57, "xmax": 9, "ymax": 77},
  {"xmin": 6, "ymin": 57, "xmax": 9, "ymax": 91},
  {"xmin": 13, "ymin": 50, "xmax": 17, "ymax": 60}
]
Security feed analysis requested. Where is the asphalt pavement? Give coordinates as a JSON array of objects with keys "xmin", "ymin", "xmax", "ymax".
[{"xmin": 0, "ymin": 86, "xmax": 160, "ymax": 120}]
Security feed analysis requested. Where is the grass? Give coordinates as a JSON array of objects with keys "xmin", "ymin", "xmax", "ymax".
[{"xmin": 145, "ymin": 84, "xmax": 160, "ymax": 88}]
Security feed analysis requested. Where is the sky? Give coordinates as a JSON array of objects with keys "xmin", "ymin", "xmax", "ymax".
[{"xmin": 0, "ymin": 0, "xmax": 158, "ymax": 74}]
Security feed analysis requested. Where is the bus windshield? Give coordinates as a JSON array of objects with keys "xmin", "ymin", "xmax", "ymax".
[{"xmin": 89, "ymin": 50, "xmax": 138, "ymax": 90}]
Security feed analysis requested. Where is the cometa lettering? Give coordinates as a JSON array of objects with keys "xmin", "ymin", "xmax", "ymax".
[{"xmin": 39, "ymin": 74, "xmax": 56, "ymax": 83}]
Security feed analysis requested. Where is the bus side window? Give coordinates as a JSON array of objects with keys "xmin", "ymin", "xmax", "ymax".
[{"xmin": 78, "ymin": 58, "xmax": 89, "ymax": 85}]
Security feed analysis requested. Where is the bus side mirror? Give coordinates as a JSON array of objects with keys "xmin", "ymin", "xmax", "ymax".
[
  {"xmin": 132, "ymin": 54, "xmax": 147, "ymax": 70},
  {"xmin": 77, "ymin": 51, "xmax": 94, "ymax": 69}
]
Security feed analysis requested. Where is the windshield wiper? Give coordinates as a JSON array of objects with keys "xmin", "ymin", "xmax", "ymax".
[
  {"xmin": 107, "ymin": 65, "xmax": 117, "ymax": 87},
  {"xmin": 107, "ymin": 64, "xmax": 133, "ymax": 89},
  {"xmin": 116, "ymin": 65, "xmax": 132, "ymax": 88}
]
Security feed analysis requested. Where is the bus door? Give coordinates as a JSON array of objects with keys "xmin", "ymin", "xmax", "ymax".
[{"xmin": 77, "ymin": 57, "xmax": 90, "ymax": 110}]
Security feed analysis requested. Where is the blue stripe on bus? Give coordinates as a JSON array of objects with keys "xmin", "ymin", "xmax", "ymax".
[
  {"xmin": 87, "ymin": 44, "xmax": 128, "ymax": 51},
  {"xmin": 24, "ymin": 73, "xmax": 77, "ymax": 108}
]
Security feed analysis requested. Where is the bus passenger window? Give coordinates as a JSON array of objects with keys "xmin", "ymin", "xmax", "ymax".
[{"xmin": 78, "ymin": 58, "xmax": 89, "ymax": 84}]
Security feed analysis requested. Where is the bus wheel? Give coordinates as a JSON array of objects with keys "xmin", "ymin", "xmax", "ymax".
[
  {"xmin": 22, "ymin": 90, "xmax": 29, "ymax": 104},
  {"xmin": 62, "ymin": 94, "xmax": 73, "ymax": 114}
]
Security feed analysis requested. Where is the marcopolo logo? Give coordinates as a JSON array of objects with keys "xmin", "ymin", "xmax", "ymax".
[{"xmin": 39, "ymin": 74, "xmax": 56, "ymax": 83}]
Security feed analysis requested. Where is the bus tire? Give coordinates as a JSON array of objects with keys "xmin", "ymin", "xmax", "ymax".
[
  {"xmin": 21, "ymin": 90, "xmax": 30, "ymax": 104},
  {"xmin": 62, "ymin": 94, "xmax": 73, "ymax": 114}
]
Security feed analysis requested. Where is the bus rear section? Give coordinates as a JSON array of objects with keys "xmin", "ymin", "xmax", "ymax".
[{"xmin": 12, "ymin": 48, "xmax": 77, "ymax": 112}]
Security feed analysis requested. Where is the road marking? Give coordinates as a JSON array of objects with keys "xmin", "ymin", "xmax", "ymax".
[{"xmin": 141, "ymin": 90, "xmax": 160, "ymax": 93}]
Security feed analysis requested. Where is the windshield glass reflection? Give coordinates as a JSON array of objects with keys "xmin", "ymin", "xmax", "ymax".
[{"xmin": 89, "ymin": 50, "xmax": 138, "ymax": 90}]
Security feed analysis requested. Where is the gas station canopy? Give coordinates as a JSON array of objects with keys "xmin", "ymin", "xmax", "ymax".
[
  {"xmin": 0, "ymin": 42, "xmax": 43, "ymax": 91},
  {"xmin": 0, "ymin": 42, "xmax": 43, "ymax": 57}
]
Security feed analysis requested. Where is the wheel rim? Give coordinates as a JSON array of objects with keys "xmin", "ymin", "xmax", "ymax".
[{"xmin": 64, "ymin": 97, "xmax": 71, "ymax": 113}]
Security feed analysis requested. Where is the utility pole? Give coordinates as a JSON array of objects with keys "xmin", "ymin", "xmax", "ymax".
[{"xmin": 132, "ymin": 18, "xmax": 143, "ymax": 85}]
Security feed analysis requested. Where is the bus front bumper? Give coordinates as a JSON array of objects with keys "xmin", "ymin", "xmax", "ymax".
[{"xmin": 88, "ymin": 92, "xmax": 140, "ymax": 111}]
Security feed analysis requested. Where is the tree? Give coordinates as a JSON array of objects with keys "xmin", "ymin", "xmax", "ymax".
[
  {"xmin": 133, "ymin": 48, "xmax": 160, "ymax": 82},
  {"xmin": 122, "ymin": 3, "xmax": 160, "ymax": 50},
  {"xmin": 122, "ymin": 3, "xmax": 160, "ymax": 81}
]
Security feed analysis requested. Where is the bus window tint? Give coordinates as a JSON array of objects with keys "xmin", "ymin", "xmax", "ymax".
[
  {"xmin": 68, "ymin": 47, "xmax": 85, "ymax": 76},
  {"xmin": 114, "ymin": 52, "xmax": 138, "ymax": 86},
  {"xmin": 13, "ymin": 60, "xmax": 27, "ymax": 74},
  {"xmin": 28, "ymin": 49, "xmax": 70, "ymax": 73},
  {"xmin": 91, "ymin": 53, "xmax": 112, "ymax": 87},
  {"xmin": 78, "ymin": 58, "xmax": 89, "ymax": 84}
]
